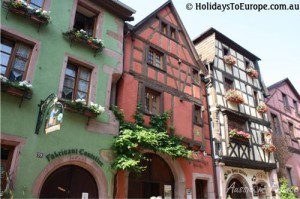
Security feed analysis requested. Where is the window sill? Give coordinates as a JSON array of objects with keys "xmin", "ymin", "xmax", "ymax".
[
  {"xmin": 147, "ymin": 63, "xmax": 166, "ymax": 73},
  {"xmin": 1, "ymin": 82, "xmax": 33, "ymax": 107}
]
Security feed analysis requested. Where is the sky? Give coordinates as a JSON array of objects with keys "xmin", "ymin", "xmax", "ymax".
[{"xmin": 120, "ymin": 0, "xmax": 300, "ymax": 93}]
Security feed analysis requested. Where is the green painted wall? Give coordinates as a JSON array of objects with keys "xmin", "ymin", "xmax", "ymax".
[{"xmin": 1, "ymin": 0, "xmax": 124, "ymax": 197}]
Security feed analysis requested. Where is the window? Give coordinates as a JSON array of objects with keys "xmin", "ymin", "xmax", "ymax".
[
  {"xmin": 1, "ymin": 37, "xmax": 32, "ymax": 81},
  {"xmin": 160, "ymin": 21, "xmax": 177, "ymax": 39},
  {"xmin": 293, "ymin": 100, "xmax": 299, "ymax": 114},
  {"xmin": 147, "ymin": 47, "xmax": 164, "ymax": 69},
  {"xmin": 161, "ymin": 22, "xmax": 167, "ymax": 35},
  {"xmin": 282, "ymin": 93, "xmax": 289, "ymax": 109},
  {"xmin": 145, "ymin": 88, "xmax": 161, "ymax": 115},
  {"xmin": 192, "ymin": 69, "xmax": 200, "ymax": 84},
  {"xmin": 194, "ymin": 105, "xmax": 203, "ymax": 126},
  {"xmin": 74, "ymin": 4, "xmax": 97, "ymax": 37},
  {"xmin": 170, "ymin": 27, "xmax": 176, "ymax": 39},
  {"xmin": 271, "ymin": 114, "xmax": 280, "ymax": 134},
  {"xmin": 286, "ymin": 167, "xmax": 293, "ymax": 186},
  {"xmin": 223, "ymin": 47, "xmax": 229, "ymax": 56},
  {"xmin": 1, "ymin": 145, "xmax": 15, "ymax": 193},
  {"xmin": 245, "ymin": 59, "xmax": 250, "ymax": 68},
  {"xmin": 62, "ymin": 62, "xmax": 91, "ymax": 101},
  {"xmin": 228, "ymin": 119, "xmax": 245, "ymax": 131},
  {"xmin": 224, "ymin": 77, "xmax": 234, "ymax": 91},
  {"xmin": 28, "ymin": 0, "xmax": 44, "ymax": 9},
  {"xmin": 288, "ymin": 122, "xmax": 295, "ymax": 138},
  {"xmin": 253, "ymin": 91, "xmax": 259, "ymax": 107}
]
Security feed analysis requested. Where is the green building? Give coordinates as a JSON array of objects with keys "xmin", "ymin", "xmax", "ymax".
[{"xmin": 1, "ymin": 0, "xmax": 134, "ymax": 198}]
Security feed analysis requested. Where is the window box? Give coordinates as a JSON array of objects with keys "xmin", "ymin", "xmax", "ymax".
[
  {"xmin": 5, "ymin": 1, "xmax": 51, "ymax": 25},
  {"xmin": 64, "ymin": 99, "xmax": 105, "ymax": 119},
  {"xmin": 246, "ymin": 67, "xmax": 259, "ymax": 79},
  {"xmin": 262, "ymin": 144, "xmax": 276, "ymax": 152},
  {"xmin": 1, "ymin": 76, "xmax": 33, "ymax": 100},
  {"xmin": 229, "ymin": 129, "xmax": 251, "ymax": 144},
  {"xmin": 256, "ymin": 102, "xmax": 268, "ymax": 113},
  {"xmin": 223, "ymin": 55, "xmax": 237, "ymax": 66},
  {"xmin": 224, "ymin": 89, "xmax": 244, "ymax": 104},
  {"xmin": 62, "ymin": 29, "xmax": 104, "ymax": 55}
]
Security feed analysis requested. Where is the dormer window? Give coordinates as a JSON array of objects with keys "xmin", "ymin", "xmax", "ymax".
[{"xmin": 74, "ymin": 4, "xmax": 97, "ymax": 37}]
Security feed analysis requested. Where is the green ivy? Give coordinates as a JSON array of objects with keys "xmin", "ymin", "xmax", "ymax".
[
  {"xmin": 278, "ymin": 178, "xmax": 298, "ymax": 199},
  {"xmin": 111, "ymin": 106, "xmax": 192, "ymax": 173}
]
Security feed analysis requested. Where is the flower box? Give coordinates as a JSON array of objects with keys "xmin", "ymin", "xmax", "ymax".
[
  {"xmin": 64, "ymin": 99, "xmax": 105, "ymax": 118},
  {"xmin": 262, "ymin": 144, "xmax": 276, "ymax": 152},
  {"xmin": 224, "ymin": 89, "xmax": 244, "ymax": 104},
  {"xmin": 229, "ymin": 129, "xmax": 251, "ymax": 143},
  {"xmin": 1, "ymin": 75, "xmax": 33, "ymax": 99},
  {"xmin": 256, "ymin": 102, "xmax": 268, "ymax": 113},
  {"xmin": 246, "ymin": 67, "xmax": 259, "ymax": 79},
  {"xmin": 223, "ymin": 55, "xmax": 237, "ymax": 66},
  {"xmin": 5, "ymin": 0, "xmax": 51, "ymax": 24},
  {"xmin": 63, "ymin": 29, "xmax": 104, "ymax": 53}
]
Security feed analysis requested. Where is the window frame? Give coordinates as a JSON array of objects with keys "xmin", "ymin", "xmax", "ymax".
[
  {"xmin": 59, "ymin": 55, "xmax": 97, "ymax": 103},
  {"xmin": 293, "ymin": 100, "xmax": 299, "ymax": 115},
  {"xmin": 224, "ymin": 76, "xmax": 234, "ymax": 91},
  {"xmin": 271, "ymin": 113, "xmax": 281, "ymax": 134},
  {"xmin": 282, "ymin": 93, "xmax": 290, "ymax": 109},
  {"xmin": 146, "ymin": 46, "xmax": 166, "ymax": 71},
  {"xmin": 142, "ymin": 86, "xmax": 163, "ymax": 115},
  {"xmin": 1, "ymin": 28, "xmax": 40, "ymax": 84},
  {"xmin": 1, "ymin": 36, "xmax": 33, "ymax": 81},
  {"xmin": 62, "ymin": 62, "xmax": 92, "ymax": 101},
  {"xmin": 288, "ymin": 121, "xmax": 295, "ymax": 139},
  {"xmin": 159, "ymin": 20, "xmax": 177, "ymax": 41},
  {"xmin": 192, "ymin": 69, "xmax": 200, "ymax": 85},
  {"xmin": 193, "ymin": 104, "xmax": 203, "ymax": 126},
  {"xmin": 26, "ymin": 0, "xmax": 46, "ymax": 9},
  {"xmin": 286, "ymin": 167, "xmax": 293, "ymax": 186},
  {"xmin": 222, "ymin": 46, "xmax": 230, "ymax": 56}
]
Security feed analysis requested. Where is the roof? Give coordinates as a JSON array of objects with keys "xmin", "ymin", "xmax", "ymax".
[
  {"xmin": 129, "ymin": 0, "xmax": 208, "ymax": 74},
  {"xmin": 193, "ymin": 27, "xmax": 261, "ymax": 61},
  {"xmin": 268, "ymin": 78, "xmax": 300, "ymax": 100},
  {"xmin": 93, "ymin": 0, "xmax": 135, "ymax": 21}
]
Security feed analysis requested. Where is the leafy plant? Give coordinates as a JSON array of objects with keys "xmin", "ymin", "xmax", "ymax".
[
  {"xmin": 224, "ymin": 89, "xmax": 244, "ymax": 104},
  {"xmin": 246, "ymin": 67, "xmax": 259, "ymax": 79},
  {"xmin": 1, "ymin": 75, "xmax": 33, "ymax": 92},
  {"xmin": 278, "ymin": 178, "xmax": 298, "ymax": 199},
  {"xmin": 0, "ymin": 171, "xmax": 14, "ymax": 199},
  {"xmin": 111, "ymin": 106, "xmax": 192, "ymax": 173},
  {"xmin": 223, "ymin": 55, "xmax": 237, "ymax": 66},
  {"xmin": 66, "ymin": 99, "xmax": 105, "ymax": 115},
  {"xmin": 229, "ymin": 129, "xmax": 251, "ymax": 140}
]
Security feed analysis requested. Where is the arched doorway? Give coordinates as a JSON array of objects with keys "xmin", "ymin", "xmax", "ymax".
[
  {"xmin": 226, "ymin": 178, "xmax": 247, "ymax": 199},
  {"xmin": 128, "ymin": 153, "xmax": 174, "ymax": 198},
  {"xmin": 40, "ymin": 165, "xmax": 98, "ymax": 198}
]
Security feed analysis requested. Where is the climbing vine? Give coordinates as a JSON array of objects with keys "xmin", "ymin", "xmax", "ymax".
[{"xmin": 111, "ymin": 105, "xmax": 192, "ymax": 173}]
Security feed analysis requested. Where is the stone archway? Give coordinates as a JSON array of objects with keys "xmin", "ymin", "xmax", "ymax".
[
  {"xmin": 226, "ymin": 174, "xmax": 252, "ymax": 199},
  {"xmin": 32, "ymin": 156, "xmax": 108, "ymax": 199}
]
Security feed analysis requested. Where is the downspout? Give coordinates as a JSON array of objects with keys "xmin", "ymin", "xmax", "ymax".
[{"xmin": 202, "ymin": 62, "xmax": 219, "ymax": 199}]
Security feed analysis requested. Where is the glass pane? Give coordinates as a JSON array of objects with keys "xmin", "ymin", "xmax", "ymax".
[
  {"xmin": 66, "ymin": 66, "xmax": 76, "ymax": 77},
  {"xmin": 16, "ymin": 44, "xmax": 31, "ymax": 59},
  {"xmin": 77, "ymin": 91, "xmax": 87, "ymax": 100},
  {"xmin": 1, "ymin": 53, "xmax": 10, "ymax": 66},
  {"xmin": 1, "ymin": 66, "xmax": 7, "ymax": 75},
  {"xmin": 9, "ymin": 70, "xmax": 23, "ymax": 81},
  {"xmin": 78, "ymin": 80, "xmax": 88, "ymax": 92},
  {"xmin": 0, "ymin": 43, "xmax": 13, "ymax": 54},
  {"xmin": 30, "ymin": 0, "xmax": 44, "ymax": 9},
  {"xmin": 62, "ymin": 87, "xmax": 73, "ymax": 100},
  {"xmin": 63, "ymin": 77, "xmax": 75, "ymax": 88},
  {"xmin": 80, "ymin": 68, "xmax": 90, "ymax": 80},
  {"xmin": 12, "ymin": 58, "xmax": 26, "ymax": 71}
]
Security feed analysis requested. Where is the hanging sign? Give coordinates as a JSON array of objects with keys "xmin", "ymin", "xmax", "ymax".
[{"xmin": 45, "ymin": 103, "xmax": 64, "ymax": 134}]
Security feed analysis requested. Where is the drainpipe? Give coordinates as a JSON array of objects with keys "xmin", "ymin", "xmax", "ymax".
[{"xmin": 202, "ymin": 62, "xmax": 219, "ymax": 199}]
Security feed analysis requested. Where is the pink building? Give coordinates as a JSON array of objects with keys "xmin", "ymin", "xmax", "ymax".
[{"xmin": 266, "ymin": 78, "xmax": 300, "ymax": 195}]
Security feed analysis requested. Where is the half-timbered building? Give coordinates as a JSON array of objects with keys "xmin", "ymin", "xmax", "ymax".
[
  {"xmin": 115, "ymin": 1, "xmax": 215, "ymax": 198},
  {"xmin": 193, "ymin": 28, "xmax": 279, "ymax": 198},
  {"xmin": 266, "ymin": 78, "xmax": 300, "ymax": 197}
]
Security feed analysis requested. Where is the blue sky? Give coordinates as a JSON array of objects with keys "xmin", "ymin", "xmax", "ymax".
[{"xmin": 120, "ymin": 0, "xmax": 300, "ymax": 93}]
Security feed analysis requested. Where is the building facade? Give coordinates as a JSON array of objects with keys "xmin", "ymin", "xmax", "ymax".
[
  {"xmin": 266, "ymin": 78, "xmax": 300, "ymax": 196},
  {"xmin": 193, "ymin": 28, "xmax": 279, "ymax": 198},
  {"xmin": 115, "ymin": 1, "xmax": 215, "ymax": 198},
  {"xmin": 1, "ymin": 0, "xmax": 134, "ymax": 198}
]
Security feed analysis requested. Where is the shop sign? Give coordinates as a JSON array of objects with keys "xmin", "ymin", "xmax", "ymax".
[
  {"xmin": 46, "ymin": 149, "xmax": 103, "ymax": 166},
  {"xmin": 225, "ymin": 168, "xmax": 248, "ymax": 177}
]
